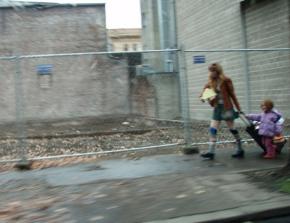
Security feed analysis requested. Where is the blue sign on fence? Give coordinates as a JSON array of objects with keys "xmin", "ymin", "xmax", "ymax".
[
  {"xmin": 37, "ymin": 64, "xmax": 53, "ymax": 75},
  {"xmin": 193, "ymin": 55, "xmax": 206, "ymax": 64}
]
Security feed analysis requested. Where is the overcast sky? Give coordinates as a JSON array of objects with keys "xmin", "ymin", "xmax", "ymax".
[
  {"xmin": 12, "ymin": 0, "xmax": 141, "ymax": 29},
  {"xmin": 106, "ymin": 0, "xmax": 141, "ymax": 29}
]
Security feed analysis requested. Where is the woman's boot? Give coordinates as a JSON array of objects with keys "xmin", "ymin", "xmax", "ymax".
[
  {"xmin": 231, "ymin": 139, "xmax": 244, "ymax": 158},
  {"xmin": 230, "ymin": 129, "xmax": 244, "ymax": 159}
]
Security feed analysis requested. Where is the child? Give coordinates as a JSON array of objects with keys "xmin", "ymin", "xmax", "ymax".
[{"xmin": 246, "ymin": 99, "xmax": 284, "ymax": 159}]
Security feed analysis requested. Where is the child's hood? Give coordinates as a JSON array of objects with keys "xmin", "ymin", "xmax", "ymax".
[
  {"xmin": 264, "ymin": 109, "xmax": 283, "ymax": 123},
  {"xmin": 272, "ymin": 109, "xmax": 282, "ymax": 116},
  {"xmin": 272, "ymin": 109, "xmax": 284, "ymax": 124}
]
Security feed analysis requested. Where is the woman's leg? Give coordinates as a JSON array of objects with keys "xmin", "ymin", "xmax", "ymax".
[
  {"xmin": 226, "ymin": 120, "xmax": 244, "ymax": 158},
  {"xmin": 201, "ymin": 120, "xmax": 220, "ymax": 160},
  {"xmin": 209, "ymin": 120, "xmax": 220, "ymax": 153}
]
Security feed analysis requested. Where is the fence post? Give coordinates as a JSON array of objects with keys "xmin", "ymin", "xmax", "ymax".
[
  {"xmin": 178, "ymin": 46, "xmax": 198, "ymax": 153},
  {"xmin": 14, "ymin": 56, "xmax": 31, "ymax": 169},
  {"xmin": 240, "ymin": 7, "xmax": 251, "ymax": 113}
]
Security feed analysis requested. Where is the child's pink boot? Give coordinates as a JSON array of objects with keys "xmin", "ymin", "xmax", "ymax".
[
  {"xmin": 263, "ymin": 153, "xmax": 276, "ymax": 159},
  {"xmin": 263, "ymin": 146, "xmax": 276, "ymax": 159}
]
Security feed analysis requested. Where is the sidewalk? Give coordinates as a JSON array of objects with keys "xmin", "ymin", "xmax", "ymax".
[{"xmin": 0, "ymin": 146, "xmax": 290, "ymax": 222}]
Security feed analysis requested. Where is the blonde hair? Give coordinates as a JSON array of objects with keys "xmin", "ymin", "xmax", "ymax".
[{"xmin": 208, "ymin": 63, "xmax": 226, "ymax": 90}]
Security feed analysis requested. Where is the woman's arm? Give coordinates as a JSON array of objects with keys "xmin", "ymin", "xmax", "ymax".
[
  {"xmin": 246, "ymin": 114, "xmax": 262, "ymax": 122},
  {"xmin": 226, "ymin": 79, "xmax": 241, "ymax": 111}
]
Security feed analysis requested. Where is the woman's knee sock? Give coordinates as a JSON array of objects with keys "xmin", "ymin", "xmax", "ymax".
[
  {"xmin": 230, "ymin": 129, "xmax": 242, "ymax": 151},
  {"xmin": 209, "ymin": 127, "xmax": 217, "ymax": 153}
]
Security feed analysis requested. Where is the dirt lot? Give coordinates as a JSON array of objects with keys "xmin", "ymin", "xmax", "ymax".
[
  {"xmin": 0, "ymin": 115, "xmax": 188, "ymax": 171},
  {"xmin": 0, "ymin": 114, "xmax": 289, "ymax": 171}
]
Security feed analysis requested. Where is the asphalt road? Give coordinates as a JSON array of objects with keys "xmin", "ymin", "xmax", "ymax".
[
  {"xmin": 0, "ymin": 148, "xmax": 289, "ymax": 223},
  {"xmin": 254, "ymin": 215, "xmax": 290, "ymax": 223}
]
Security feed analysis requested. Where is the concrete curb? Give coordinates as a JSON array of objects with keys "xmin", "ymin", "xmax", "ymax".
[{"xmin": 145, "ymin": 200, "xmax": 290, "ymax": 223}]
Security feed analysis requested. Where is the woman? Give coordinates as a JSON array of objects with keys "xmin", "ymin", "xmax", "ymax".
[{"xmin": 200, "ymin": 63, "xmax": 244, "ymax": 160}]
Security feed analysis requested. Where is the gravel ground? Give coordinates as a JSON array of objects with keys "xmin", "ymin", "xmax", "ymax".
[
  {"xmin": 0, "ymin": 116, "xmax": 186, "ymax": 160},
  {"xmin": 0, "ymin": 115, "xmax": 289, "ymax": 171}
]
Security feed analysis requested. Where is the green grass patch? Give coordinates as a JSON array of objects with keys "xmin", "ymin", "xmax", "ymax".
[{"xmin": 279, "ymin": 178, "xmax": 290, "ymax": 193}]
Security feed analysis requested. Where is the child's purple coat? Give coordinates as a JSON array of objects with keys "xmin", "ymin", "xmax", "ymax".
[{"xmin": 246, "ymin": 109, "xmax": 283, "ymax": 137}]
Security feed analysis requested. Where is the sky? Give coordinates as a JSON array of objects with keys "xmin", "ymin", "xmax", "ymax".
[
  {"xmin": 11, "ymin": 0, "xmax": 142, "ymax": 29},
  {"xmin": 105, "ymin": 0, "xmax": 141, "ymax": 29}
]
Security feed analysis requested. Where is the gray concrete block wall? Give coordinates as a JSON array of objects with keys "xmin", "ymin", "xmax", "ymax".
[
  {"xmin": 0, "ymin": 5, "xmax": 130, "ymax": 123},
  {"xmin": 176, "ymin": 0, "xmax": 246, "ymax": 121},
  {"xmin": 176, "ymin": 0, "xmax": 290, "ymax": 120},
  {"xmin": 0, "ymin": 6, "xmax": 107, "ymax": 54},
  {"xmin": 19, "ymin": 56, "xmax": 130, "ymax": 121},
  {"xmin": 0, "ymin": 61, "xmax": 17, "ymax": 122},
  {"xmin": 147, "ymin": 74, "xmax": 180, "ymax": 119},
  {"xmin": 0, "ymin": 56, "xmax": 130, "ymax": 123},
  {"xmin": 243, "ymin": 0, "xmax": 290, "ymax": 116}
]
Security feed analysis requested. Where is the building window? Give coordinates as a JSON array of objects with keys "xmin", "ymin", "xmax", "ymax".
[
  {"xmin": 133, "ymin": 44, "xmax": 138, "ymax": 51},
  {"xmin": 123, "ymin": 44, "xmax": 128, "ymax": 51}
]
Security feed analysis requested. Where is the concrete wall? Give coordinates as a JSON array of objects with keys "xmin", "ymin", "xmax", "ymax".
[
  {"xmin": 140, "ymin": 0, "xmax": 160, "ymax": 50},
  {"xmin": 136, "ymin": 0, "xmax": 180, "ymax": 120},
  {"xmin": 0, "ymin": 4, "xmax": 130, "ymax": 123},
  {"xmin": 176, "ymin": 0, "xmax": 246, "ymax": 121},
  {"xmin": 140, "ymin": 0, "xmax": 177, "ymax": 72},
  {"xmin": 242, "ymin": 0, "xmax": 290, "ymax": 116},
  {"xmin": 0, "ymin": 5, "xmax": 107, "ymax": 54},
  {"xmin": 175, "ymin": 0, "xmax": 290, "ymax": 120},
  {"xmin": 147, "ymin": 73, "xmax": 180, "ymax": 119},
  {"xmin": 130, "ymin": 73, "xmax": 180, "ymax": 119}
]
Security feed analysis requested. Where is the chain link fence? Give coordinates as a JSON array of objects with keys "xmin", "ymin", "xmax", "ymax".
[
  {"xmin": 0, "ymin": 48, "xmax": 289, "ymax": 163},
  {"xmin": 0, "ymin": 50, "xmax": 185, "ymax": 163}
]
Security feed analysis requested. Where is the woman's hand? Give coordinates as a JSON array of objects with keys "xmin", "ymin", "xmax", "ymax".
[
  {"xmin": 200, "ymin": 97, "xmax": 205, "ymax": 103},
  {"xmin": 238, "ymin": 111, "xmax": 245, "ymax": 115}
]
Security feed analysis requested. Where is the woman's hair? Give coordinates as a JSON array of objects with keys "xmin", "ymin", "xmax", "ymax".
[
  {"xmin": 208, "ymin": 63, "xmax": 226, "ymax": 90},
  {"xmin": 261, "ymin": 99, "xmax": 274, "ymax": 111}
]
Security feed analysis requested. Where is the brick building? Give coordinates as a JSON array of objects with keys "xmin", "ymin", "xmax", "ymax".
[{"xmin": 107, "ymin": 28, "xmax": 142, "ymax": 52}]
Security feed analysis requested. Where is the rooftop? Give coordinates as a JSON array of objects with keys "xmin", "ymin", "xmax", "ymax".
[
  {"xmin": 0, "ymin": 0, "xmax": 106, "ymax": 8},
  {"xmin": 108, "ymin": 28, "xmax": 142, "ymax": 38}
]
